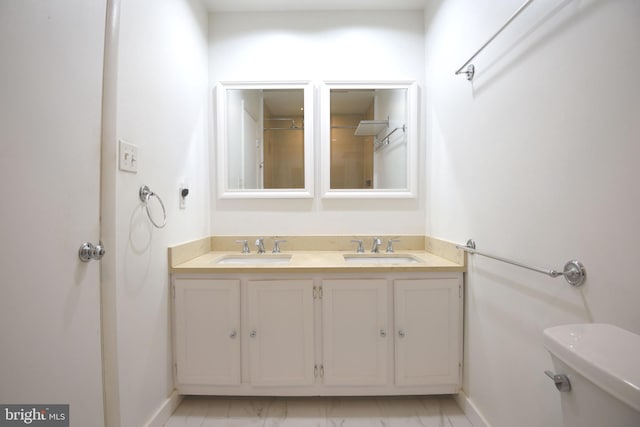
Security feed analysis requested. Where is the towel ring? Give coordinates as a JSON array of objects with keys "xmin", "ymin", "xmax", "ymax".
[{"xmin": 139, "ymin": 185, "xmax": 167, "ymax": 229}]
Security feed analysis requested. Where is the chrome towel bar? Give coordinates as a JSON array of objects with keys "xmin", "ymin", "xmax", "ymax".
[
  {"xmin": 139, "ymin": 185, "xmax": 167, "ymax": 229},
  {"xmin": 456, "ymin": 239, "xmax": 586, "ymax": 286},
  {"xmin": 455, "ymin": 0, "xmax": 535, "ymax": 81}
]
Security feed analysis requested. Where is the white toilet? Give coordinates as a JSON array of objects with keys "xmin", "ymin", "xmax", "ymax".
[{"xmin": 544, "ymin": 323, "xmax": 640, "ymax": 427}]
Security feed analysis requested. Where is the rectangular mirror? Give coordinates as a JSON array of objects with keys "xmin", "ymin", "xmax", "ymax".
[
  {"xmin": 321, "ymin": 82, "xmax": 417, "ymax": 198},
  {"xmin": 215, "ymin": 82, "xmax": 314, "ymax": 198}
]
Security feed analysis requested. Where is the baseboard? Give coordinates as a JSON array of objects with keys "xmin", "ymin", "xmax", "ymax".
[
  {"xmin": 144, "ymin": 389, "xmax": 183, "ymax": 427},
  {"xmin": 455, "ymin": 391, "xmax": 492, "ymax": 427}
]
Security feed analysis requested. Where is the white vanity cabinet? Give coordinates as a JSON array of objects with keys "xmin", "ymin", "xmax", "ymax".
[
  {"xmin": 394, "ymin": 278, "xmax": 461, "ymax": 387},
  {"xmin": 173, "ymin": 278, "xmax": 241, "ymax": 386},
  {"xmin": 172, "ymin": 272, "xmax": 462, "ymax": 395},
  {"xmin": 246, "ymin": 280, "xmax": 315, "ymax": 386},
  {"xmin": 321, "ymin": 279, "xmax": 389, "ymax": 386}
]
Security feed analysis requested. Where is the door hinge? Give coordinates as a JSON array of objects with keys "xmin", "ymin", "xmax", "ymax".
[{"xmin": 459, "ymin": 284, "xmax": 462, "ymax": 298}]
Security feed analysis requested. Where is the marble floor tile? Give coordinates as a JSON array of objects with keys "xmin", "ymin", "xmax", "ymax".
[
  {"xmin": 326, "ymin": 397, "xmax": 386, "ymax": 427},
  {"xmin": 376, "ymin": 396, "xmax": 444, "ymax": 427},
  {"xmin": 165, "ymin": 396, "xmax": 474, "ymax": 427},
  {"xmin": 435, "ymin": 398, "xmax": 474, "ymax": 427},
  {"xmin": 264, "ymin": 398, "xmax": 327, "ymax": 427}
]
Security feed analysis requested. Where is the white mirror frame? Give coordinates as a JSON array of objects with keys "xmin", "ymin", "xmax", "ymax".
[
  {"xmin": 215, "ymin": 81, "xmax": 314, "ymax": 199},
  {"xmin": 320, "ymin": 81, "xmax": 418, "ymax": 199}
]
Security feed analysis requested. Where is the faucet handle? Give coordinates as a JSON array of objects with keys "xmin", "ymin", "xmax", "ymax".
[
  {"xmin": 371, "ymin": 237, "xmax": 382, "ymax": 253},
  {"xmin": 255, "ymin": 237, "xmax": 265, "ymax": 253},
  {"xmin": 386, "ymin": 239, "xmax": 401, "ymax": 253},
  {"xmin": 351, "ymin": 239, "xmax": 364, "ymax": 253},
  {"xmin": 272, "ymin": 239, "xmax": 287, "ymax": 253},
  {"xmin": 235, "ymin": 239, "xmax": 250, "ymax": 254}
]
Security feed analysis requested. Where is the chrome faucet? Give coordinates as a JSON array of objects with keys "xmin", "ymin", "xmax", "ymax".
[
  {"xmin": 386, "ymin": 239, "xmax": 400, "ymax": 253},
  {"xmin": 235, "ymin": 239, "xmax": 250, "ymax": 254},
  {"xmin": 255, "ymin": 237, "xmax": 265, "ymax": 254},
  {"xmin": 351, "ymin": 239, "xmax": 365, "ymax": 253},
  {"xmin": 272, "ymin": 239, "xmax": 287, "ymax": 253},
  {"xmin": 371, "ymin": 237, "xmax": 382, "ymax": 253}
]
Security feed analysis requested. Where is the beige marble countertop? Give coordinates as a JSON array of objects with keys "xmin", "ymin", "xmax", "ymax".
[{"xmin": 170, "ymin": 250, "xmax": 464, "ymax": 274}]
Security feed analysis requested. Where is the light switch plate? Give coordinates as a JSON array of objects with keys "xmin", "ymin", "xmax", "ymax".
[{"xmin": 119, "ymin": 139, "xmax": 138, "ymax": 173}]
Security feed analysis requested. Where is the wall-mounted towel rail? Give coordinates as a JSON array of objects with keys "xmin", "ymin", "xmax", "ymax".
[
  {"xmin": 264, "ymin": 118, "xmax": 302, "ymax": 130},
  {"xmin": 139, "ymin": 185, "xmax": 166, "ymax": 229},
  {"xmin": 455, "ymin": 0, "xmax": 535, "ymax": 81},
  {"xmin": 378, "ymin": 125, "xmax": 405, "ymax": 144},
  {"xmin": 374, "ymin": 125, "xmax": 406, "ymax": 151},
  {"xmin": 456, "ymin": 239, "xmax": 586, "ymax": 286}
]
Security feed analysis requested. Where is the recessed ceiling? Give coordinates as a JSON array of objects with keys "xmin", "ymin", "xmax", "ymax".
[
  {"xmin": 263, "ymin": 90, "xmax": 304, "ymax": 117},
  {"xmin": 330, "ymin": 90, "xmax": 375, "ymax": 115},
  {"xmin": 203, "ymin": 0, "xmax": 428, "ymax": 12}
]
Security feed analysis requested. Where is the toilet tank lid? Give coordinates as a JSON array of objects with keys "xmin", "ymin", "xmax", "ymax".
[{"xmin": 544, "ymin": 323, "xmax": 640, "ymax": 413}]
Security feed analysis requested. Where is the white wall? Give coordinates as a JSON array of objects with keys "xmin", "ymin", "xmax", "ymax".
[
  {"xmin": 209, "ymin": 11, "xmax": 426, "ymax": 235},
  {"xmin": 111, "ymin": 0, "xmax": 210, "ymax": 425},
  {"xmin": 424, "ymin": 1, "xmax": 640, "ymax": 426},
  {"xmin": 374, "ymin": 89, "xmax": 408, "ymax": 189}
]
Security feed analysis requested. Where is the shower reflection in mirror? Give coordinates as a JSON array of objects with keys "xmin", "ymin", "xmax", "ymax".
[
  {"xmin": 321, "ymin": 82, "xmax": 417, "ymax": 198},
  {"xmin": 216, "ymin": 82, "xmax": 314, "ymax": 199}
]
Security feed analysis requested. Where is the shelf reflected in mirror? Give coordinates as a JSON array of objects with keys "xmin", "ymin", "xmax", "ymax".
[{"xmin": 322, "ymin": 82, "xmax": 417, "ymax": 199}]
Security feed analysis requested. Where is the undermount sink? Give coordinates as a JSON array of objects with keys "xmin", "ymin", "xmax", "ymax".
[
  {"xmin": 214, "ymin": 254, "xmax": 292, "ymax": 265},
  {"xmin": 343, "ymin": 254, "xmax": 421, "ymax": 265}
]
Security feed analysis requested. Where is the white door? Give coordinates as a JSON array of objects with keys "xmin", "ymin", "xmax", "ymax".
[
  {"xmin": 0, "ymin": 1, "xmax": 106, "ymax": 426},
  {"xmin": 242, "ymin": 102, "xmax": 260, "ymax": 188},
  {"xmin": 174, "ymin": 279, "xmax": 241, "ymax": 386},
  {"xmin": 394, "ymin": 278, "xmax": 462, "ymax": 386},
  {"xmin": 321, "ymin": 280, "xmax": 389, "ymax": 386},
  {"xmin": 247, "ymin": 280, "xmax": 315, "ymax": 386}
]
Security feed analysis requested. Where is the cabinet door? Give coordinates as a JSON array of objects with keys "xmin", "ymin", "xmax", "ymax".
[
  {"xmin": 394, "ymin": 278, "xmax": 461, "ymax": 386},
  {"xmin": 322, "ymin": 279, "xmax": 389, "ymax": 386},
  {"xmin": 174, "ymin": 279, "xmax": 241, "ymax": 385},
  {"xmin": 247, "ymin": 280, "xmax": 315, "ymax": 386}
]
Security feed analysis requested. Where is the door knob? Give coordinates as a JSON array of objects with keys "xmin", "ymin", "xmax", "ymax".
[
  {"xmin": 93, "ymin": 242, "xmax": 106, "ymax": 259},
  {"xmin": 79, "ymin": 241, "xmax": 106, "ymax": 262}
]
